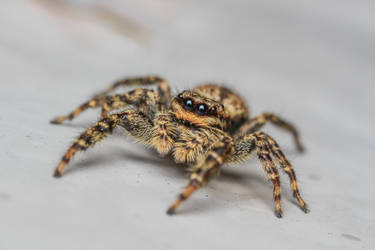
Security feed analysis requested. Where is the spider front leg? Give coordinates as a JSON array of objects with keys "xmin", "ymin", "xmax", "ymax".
[
  {"xmin": 167, "ymin": 136, "xmax": 234, "ymax": 215},
  {"xmin": 51, "ymin": 88, "xmax": 160, "ymax": 124},
  {"xmin": 235, "ymin": 113, "xmax": 304, "ymax": 152},
  {"xmin": 53, "ymin": 110, "xmax": 154, "ymax": 177},
  {"xmin": 229, "ymin": 131, "xmax": 308, "ymax": 217},
  {"xmin": 254, "ymin": 133, "xmax": 283, "ymax": 217},
  {"xmin": 262, "ymin": 133, "xmax": 309, "ymax": 213}
]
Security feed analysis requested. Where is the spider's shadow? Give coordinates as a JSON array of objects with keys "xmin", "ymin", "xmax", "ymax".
[
  {"xmin": 52, "ymin": 121, "xmax": 95, "ymax": 130},
  {"xmin": 64, "ymin": 145, "xmax": 182, "ymax": 176},
  {"xmin": 63, "ymin": 144, "xmax": 296, "ymax": 215},
  {"xmin": 57, "ymin": 123, "xmax": 303, "ymax": 215}
]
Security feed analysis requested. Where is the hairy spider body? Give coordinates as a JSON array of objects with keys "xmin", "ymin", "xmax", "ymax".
[{"xmin": 51, "ymin": 76, "xmax": 308, "ymax": 217}]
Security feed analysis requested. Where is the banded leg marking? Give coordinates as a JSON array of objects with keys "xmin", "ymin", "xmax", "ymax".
[
  {"xmin": 236, "ymin": 113, "xmax": 304, "ymax": 152},
  {"xmin": 255, "ymin": 133, "xmax": 283, "ymax": 217},
  {"xmin": 263, "ymin": 133, "xmax": 309, "ymax": 213},
  {"xmin": 167, "ymin": 136, "xmax": 234, "ymax": 215},
  {"xmin": 51, "ymin": 88, "xmax": 160, "ymax": 124},
  {"xmin": 54, "ymin": 114, "xmax": 123, "ymax": 177}
]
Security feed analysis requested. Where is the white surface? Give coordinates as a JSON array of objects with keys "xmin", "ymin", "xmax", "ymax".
[{"xmin": 0, "ymin": 1, "xmax": 374, "ymax": 250}]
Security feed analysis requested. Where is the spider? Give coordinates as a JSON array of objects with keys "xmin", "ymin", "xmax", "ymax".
[{"xmin": 51, "ymin": 76, "xmax": 309, "ymax": 218}]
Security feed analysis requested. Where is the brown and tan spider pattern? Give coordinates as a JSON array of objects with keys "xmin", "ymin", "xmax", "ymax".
[{"xmin": 51, "ymin": 76, "xmax": 309, "ymax": 218}]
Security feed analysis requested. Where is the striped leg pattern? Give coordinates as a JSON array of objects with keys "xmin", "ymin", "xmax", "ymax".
[
  {"xmin": 51, "ymin": 96, "xmax": 104, "ymax": 124},
  {"xmin": 254, "ymin": 132, "xmax": 283, "ymax": 217},
  {"xmin": 94, "ymin": 75, "xmax": 171, "ymax": 106},
  {"xmin": 54, "ymin": 109, "xmax": 155, "ymax": 177},
  {"xmin": 263, "ymin": 133, "xmax": 309, "ymax": 213},
  {"xmin": 167, "ymin": 136, "xmax": 235, "ymax": 215},
  {"xmin": 236, "ymin": 113, "xmax": 304, "ymax": 152},
  {"xmin": 54, "ymin": 114, "xmax": 124, "ymax": 177},
  {"xmin": 229, "ymin": 131, "xmax": 308, "ymax": 217},
  {"xmin": 51, "ymin": 88, "xmax": 160, "ymax": 124}
]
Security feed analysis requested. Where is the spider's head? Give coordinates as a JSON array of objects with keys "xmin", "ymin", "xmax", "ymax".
[{"xmin": 171, "ymin": 91, "xmax": 229, "ymax": 129}]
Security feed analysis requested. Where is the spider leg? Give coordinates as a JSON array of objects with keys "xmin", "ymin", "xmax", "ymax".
[
  {"xmin": 262, "ymin": 132, "xmax": 309, "ymax": 213},
  {"xmin": 54, "ymin": 113, "xmax": 123, "ymax": 177},
  {"xmin": 94, "ymin": 75, "xmax": 171, "ymax": 106},
  {"xmin": 51, "ymin": 88, "xmax": 160, "ymax": 124},
  {"xmin": 53, "ymin": 109, "xmax": 154, "ymax": 177},
  {"xmin": 50, "ymin": 97, "xmax": 102, "ymax": 124},
  {"xmin": 166, "ymin": 136, "xmax": 234, "ymax": 215},
  {"xmin": 229, "ymin": 131, "xmax": 308, "ymax": 217},
  {"xmin": 235, "ymin": 113, "xmax": 304, "ymax": 152},
  {"xmin": 254, "ymin": 133, "xmax": 283, "ymax": 217},
  {"xmin": 228, "ymin": 132, "xmax": 282, "ymax": 217}
]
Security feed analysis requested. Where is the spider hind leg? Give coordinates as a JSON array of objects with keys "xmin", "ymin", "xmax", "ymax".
[
  {"xmin": 51, "ymin": 76, "xmax": 171, "ymax": 124},
  {"xmin": 51, "ymin": 88, "xmax": 160, "ymax": 124}
]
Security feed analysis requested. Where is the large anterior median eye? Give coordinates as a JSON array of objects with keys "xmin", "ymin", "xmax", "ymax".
[
  {"xmin": 183, "ymin": 99, "xmax": 193, "ymax": 111},
  {"xmin": 197, "ymin": 104, "xmax": 207, "ymax": 115}
]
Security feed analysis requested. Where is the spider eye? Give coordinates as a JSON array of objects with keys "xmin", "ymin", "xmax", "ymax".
[
  {"xmin": 209, "ymin": 106, "xmax": 217, "ymax": 115},
  {"xmin": 197, "ymin": 104, "xmax": 207, "ymax": 115},
  {"xmin": 177, "ymin": 93, "xmax": 183, "ymax": 99},
  {"xmin": 183, "ymin": 99, "xmax": 193, "ymax": 111}
]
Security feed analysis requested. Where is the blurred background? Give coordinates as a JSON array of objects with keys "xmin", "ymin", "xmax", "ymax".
[{"xmin": 0, "ymin": 1, "xmax": 374, "ymax": 250}]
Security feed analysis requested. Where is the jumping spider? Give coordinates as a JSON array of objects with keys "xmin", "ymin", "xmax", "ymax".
[{"xmin": 51, "ymin": 76, "xmax": 308, "ymax": 217}]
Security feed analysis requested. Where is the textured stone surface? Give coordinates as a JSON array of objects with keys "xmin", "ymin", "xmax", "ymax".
[{"xmin": 0, "ymin": 1, "xmax": 374, "ymax": 249}]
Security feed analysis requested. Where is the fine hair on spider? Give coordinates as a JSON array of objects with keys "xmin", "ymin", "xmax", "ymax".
[{"xmin": 51, "ymin": 75, "xmax": 308, "ymax": 218}]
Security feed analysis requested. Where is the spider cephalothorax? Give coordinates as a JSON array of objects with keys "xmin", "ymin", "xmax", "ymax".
[
  {"xmin": 171, "ymin": 90, "xmax": 229, "ymax": 130},
  {"xmin": 51, "ymin": 76, "xmax": 308, "ymax": 218}
]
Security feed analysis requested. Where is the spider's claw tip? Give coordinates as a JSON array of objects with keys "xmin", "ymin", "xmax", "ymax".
[
  {"xmin": 297, "ymin": 145, "xmax": 305, "ymax": 153},
  {"xmin": 301, "ymin": 206, "xmax": 310, "ymax": 214},
  {"xmin": 275, "ymin": 211, "xmax": 283, "ymax": 218},
  {"xmin": 53, "ymin": 169, "xmax": 63, "ymax": 178},
  {"xmin": 166, "ymin": 207, "xmax": 176, "ymax": 215},
  {"xmin": 50, "ymin": 118, "xmax": 62, "ymax": 125}
]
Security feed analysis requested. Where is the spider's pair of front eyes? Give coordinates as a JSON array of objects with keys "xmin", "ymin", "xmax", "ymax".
[{"xmin": 182, "ymin": 99, "xmax": 209, "ymax": 115}]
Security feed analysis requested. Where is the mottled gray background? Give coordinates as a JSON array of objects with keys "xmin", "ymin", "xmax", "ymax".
[{"xmin": 0, "ymin": 1, "xmax": 374, "ymax": 250}]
